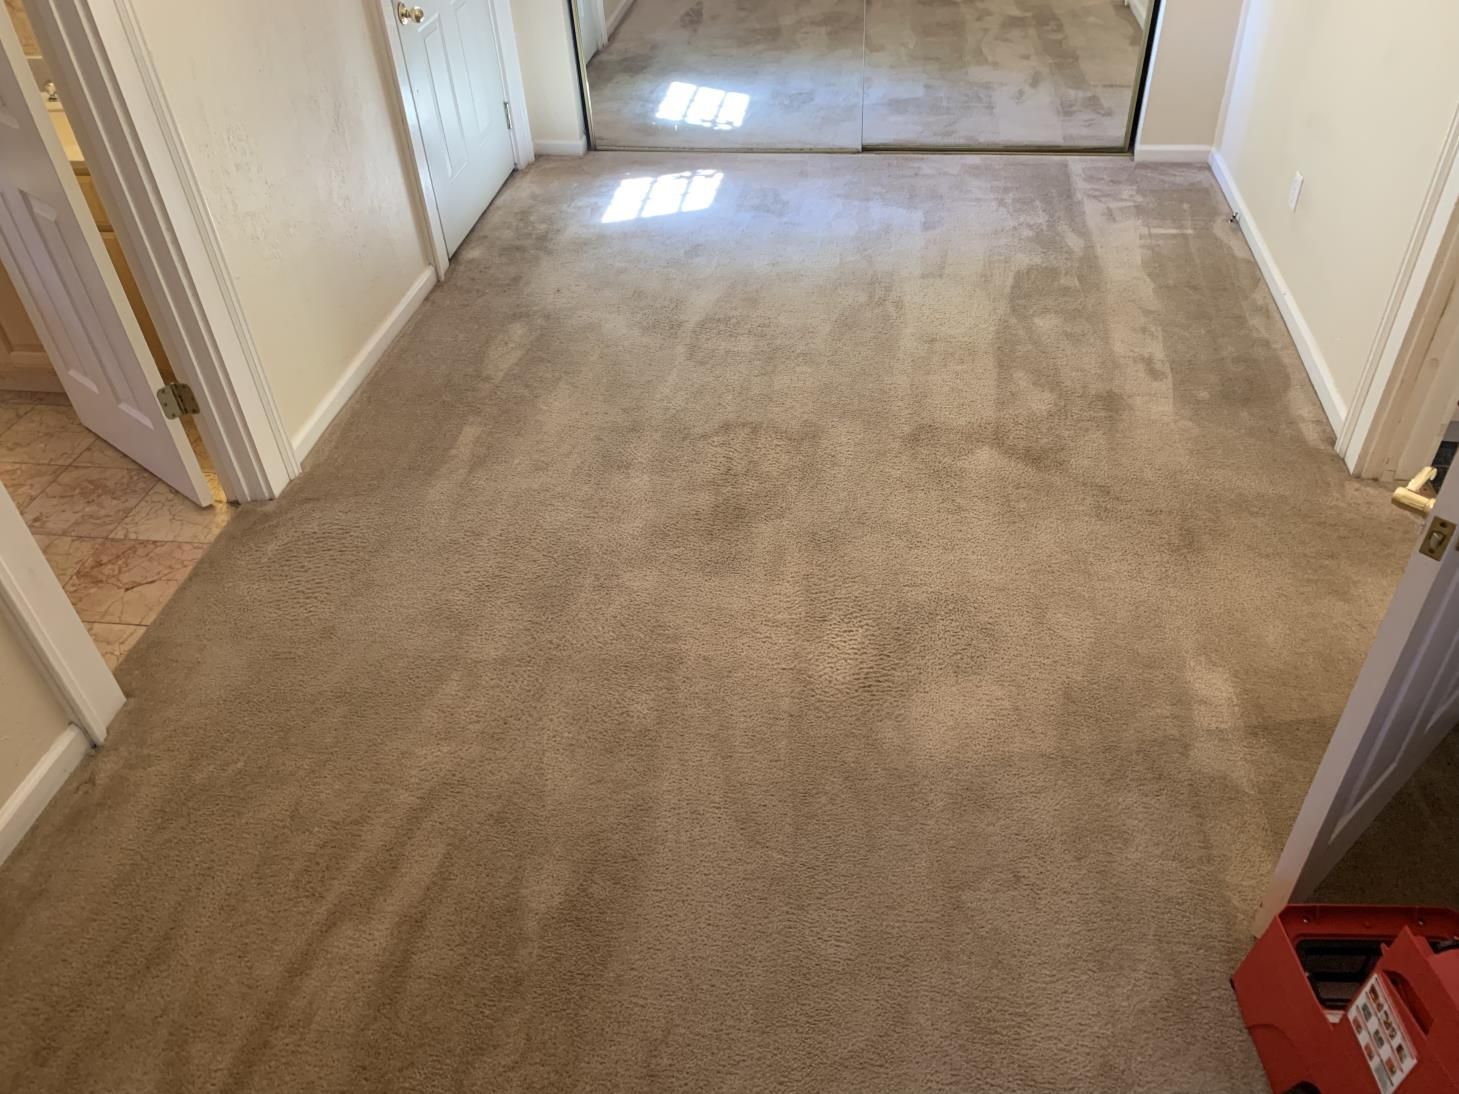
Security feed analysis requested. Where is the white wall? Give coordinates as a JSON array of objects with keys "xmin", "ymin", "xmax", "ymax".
[
  {"xmin": 0, "ymin": 597, "xmax": 84, "ymax": 862},
  {"xmin": 1136, "ymin": 0, "xmax": 1245, "ymax": 156},
  {"xmin": 127, "ymin": 0, "xmax": 433, "ymax": 447},
  {"xmin": 1214, "ymin": 0, "xmax": 1459, "ymax": 425},
  {"xmin": 510, "ymin": 0, "xmax": 586, "ymax": 154},
  {"xmin": 0, "ymin": 602, "xmax": 68, "ymax": 809}
]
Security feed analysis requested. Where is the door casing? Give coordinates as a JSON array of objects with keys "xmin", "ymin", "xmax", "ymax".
[{"xmin": 1339, "ymin": 107, "xmax": 1459, "ymax": 482}]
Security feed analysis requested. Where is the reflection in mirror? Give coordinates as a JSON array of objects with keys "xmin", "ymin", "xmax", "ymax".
[
  {"xmin": 577, "ymin": 0, "xmax": 865, "ymax": 151},
  {"xmin": 574, "ymin": 0, "xmax": 1155, "ymax": 152},
  {"xmin": 862, "ymin": 0, "xmax": 1150, "ymax": 149}
]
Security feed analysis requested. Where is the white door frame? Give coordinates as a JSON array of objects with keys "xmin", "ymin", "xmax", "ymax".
[
  {"xmin": 373, "ymin": 0, "xmax": 535, "ymax": 280},
  {"xmin": 0, "ymin": 488, "xmax": 121, "ymax": 746},
  {"xmin": 22, "ymin": 0, "xmax": 300, "ymax": 503},
  {"xmin": 1339, "ymin": 104, "xmax": 1459, "ymax": 482}
]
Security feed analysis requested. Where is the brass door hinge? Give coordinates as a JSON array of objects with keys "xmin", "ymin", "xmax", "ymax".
[
  {"xmin": 503, "ymin": 101, "xmax": 513, "ymax": 130},
  {"xmin": 156, "ymin": 382, "xmax": 200, "ymax": 419}
]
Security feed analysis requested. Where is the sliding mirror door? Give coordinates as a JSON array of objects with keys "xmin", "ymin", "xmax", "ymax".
[
  {"xmin": 572, "ymin": 0, "xmax": 1158, "ymax": 152},
  {"xmin": 575, "ymin": 0, "xmax": 866, "ymax": 151},
  {"xmin": 862, "ymin": 0, "xmax": 1155, "ymax": 149}
]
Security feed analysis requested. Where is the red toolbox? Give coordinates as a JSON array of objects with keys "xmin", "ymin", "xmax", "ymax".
[{"xmin": 1233, "ymin": 905, "xmax": 1459, "ymax": 1093}]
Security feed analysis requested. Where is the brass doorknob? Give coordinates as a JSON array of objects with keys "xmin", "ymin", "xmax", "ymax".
[
  {"xmin": 397, "ymin": 2, "xmax": 424, "ymax": 23},
  {"xmin": 1393, "ymin": 466, "xmax": 1439, "ymax": 516}
]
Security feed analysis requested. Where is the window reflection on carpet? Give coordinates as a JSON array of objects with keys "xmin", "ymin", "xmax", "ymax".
[{"xmin": 601, "ymin": 170, "xmax": 725, "ymax": 224}]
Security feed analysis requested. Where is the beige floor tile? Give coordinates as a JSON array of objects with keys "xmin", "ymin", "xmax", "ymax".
[
  {"xmin": 71, "ymin": 436, "xmax": 143, "ymax": 471},
  {"xmin": 0, "ymin": 462, "xmax": 64, "ymax": 510},
  {"xmin": 32, "ymin": 534, "xmax": 103, "ymax": 584},
  {"xmin": 112, "ymin": 480, "xmax": 233, "ymax": 544},
  {"xmin": 65, "ymin": 539, "xmax": 207, "ymax": 625},
  {"xmin": 0, "ymin": 404, "xmax": 31, "ymax": 434},
  {"xmin": 0, "ymin": 406, "xmax": 95, "ymax": 464},
  {"xmin": 84, "ymin": 622, "xmax": 146, "ymax": 669},
  {"xmin": 0, "ymin": 390, "xmax": 69, "ymax": 406},
  {"xmin": 23, "ymin": 466, "xmax": 158, "ymax": 537}
]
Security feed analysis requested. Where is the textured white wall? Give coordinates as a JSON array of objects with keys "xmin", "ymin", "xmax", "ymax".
[
  {"xmin": 1216, "ymin": 0, "xmax": 1459, "ymax": 413},
  {"xmin": 128, "ymin": 0, "xmax": 433, "ymax": 442}
]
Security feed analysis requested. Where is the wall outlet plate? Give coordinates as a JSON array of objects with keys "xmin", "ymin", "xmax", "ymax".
[{"xmin": 1289, "ymin": 171, "xmax": 1305, "ymax": 212}]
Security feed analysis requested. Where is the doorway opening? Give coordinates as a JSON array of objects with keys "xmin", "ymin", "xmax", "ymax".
[
  {"xmin": 1258, "ymin": 198, "xmax": 1459, "ymax": 928},
  {"xmin": 0, "ymin": 0, "xmax": 232, "ymax": 670},
  {"xmin": 377, "ymin": 0, "xmax": 530, "ymax": 275}
]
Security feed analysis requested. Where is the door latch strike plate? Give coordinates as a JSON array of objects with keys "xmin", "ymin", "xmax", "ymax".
[
  {"xmin": 156, "ymin": 382, "xmax": 199, "ymax": 420},
  {"xmin": 1420, "ymin": 516, "xmax": 1455, "ymax": 560}
]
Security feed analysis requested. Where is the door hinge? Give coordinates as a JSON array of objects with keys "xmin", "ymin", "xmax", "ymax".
[
  {"xmin": 503, "ymin": 101, "xmax": 513, "ymax": 130},
  {"xmin": 156, "ymin": 382, "xmax": 200, "ymax": 420}
]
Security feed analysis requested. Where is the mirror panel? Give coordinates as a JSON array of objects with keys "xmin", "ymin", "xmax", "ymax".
[
  {"xmin": 580, "ymin": 0, "xmax": 866, "ymax": 151},
  {"xmin": 574, "ymin": 0, "xmax": 1157, "ymax": 152},
  {"xmin": 862, "ymin": 0, "xmax": 1148, "ymax": 149}
]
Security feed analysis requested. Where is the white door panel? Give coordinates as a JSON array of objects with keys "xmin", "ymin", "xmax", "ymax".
[
  {"xmin": 0, "ymin": 15, "xmax": 208, "ymax": 505},
  {"xmin": 1259, "ymin": 480, "xmax": 1459, "ymax": 929},
  {"xmin": 398, "ymin": 0, "xmax": 516, "ymax": 255}
]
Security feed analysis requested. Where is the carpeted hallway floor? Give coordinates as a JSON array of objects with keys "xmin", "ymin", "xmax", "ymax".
[
  {"xmin": 0, "ymin": 153, "xmax": 1416, "ymax": 1092},
  {"xmin": 586, "ymin": 0, "xmax": 1146, "ymax": 150}
]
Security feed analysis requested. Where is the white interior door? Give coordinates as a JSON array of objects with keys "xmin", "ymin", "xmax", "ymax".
[
  {"xmin": 1257, "ymin": 478, "xmax": 1459, "ymax": 930},
  {"xmin": 396, "ymin": 0, "xmax": 517, "ymax": 256},
  {"xmin": 0, "ymin": 13, "xmax": 209, "ymax": 506}
]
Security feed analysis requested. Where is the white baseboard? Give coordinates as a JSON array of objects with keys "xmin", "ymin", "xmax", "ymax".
[
  {"xmin": 534, "ymin": 138, "xmax": 588, "ymax": 157},
  {"xmin": 291, "ymin": 267, "xmax": 435, "ymax": 461},
  {"xmin": 1134, "ymin": 144, "xmax": 1211, "ymax": 164},
  {"xmin": 1208, "ymin": 149, "xmax": 1349, "ymax": 432},
  {"xmin": 0, "ymin": 726, "xmax": 89, "ymax": 865},
  {"xmin": 1126, "ymin": 0, "xmax": 1150, "ymax": 30},
  {"xmin": 0, "ymin": 361, "xmax": 63, "ymax": 392}
]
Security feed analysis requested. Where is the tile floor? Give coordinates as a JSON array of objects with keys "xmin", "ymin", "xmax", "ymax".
[{"xmin": 0, "ymin": 390, "xmax": 231, "ymax": 668}]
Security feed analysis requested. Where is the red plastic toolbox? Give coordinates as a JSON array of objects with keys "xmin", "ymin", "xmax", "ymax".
[{"xmin": 1233, "ymin": 905, "xmax": 1459, "ymax": 1093}]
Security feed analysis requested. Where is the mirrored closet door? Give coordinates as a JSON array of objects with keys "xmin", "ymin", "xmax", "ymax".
[{"xmin": 571, "ymin": 0, "xmax": 1158, "ymax": 153}]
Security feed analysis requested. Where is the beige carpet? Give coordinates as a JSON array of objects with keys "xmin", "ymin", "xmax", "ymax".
[
  {"xmin": 0, "ymin": 153, "xmax": 1415, "ymax": 1093},
  {"xmin": 585, "ymin": 0, "xmax": 1146, "ymax": 150},
  {"xmin": 864, "ymin": 0, "xmax": 1145, "ymax": 148}
]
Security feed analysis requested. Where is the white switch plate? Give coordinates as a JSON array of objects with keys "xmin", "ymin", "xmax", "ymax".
[{"xmin": 1289, "ymin": 171, "xmax": 1305, "ymax": 212}]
